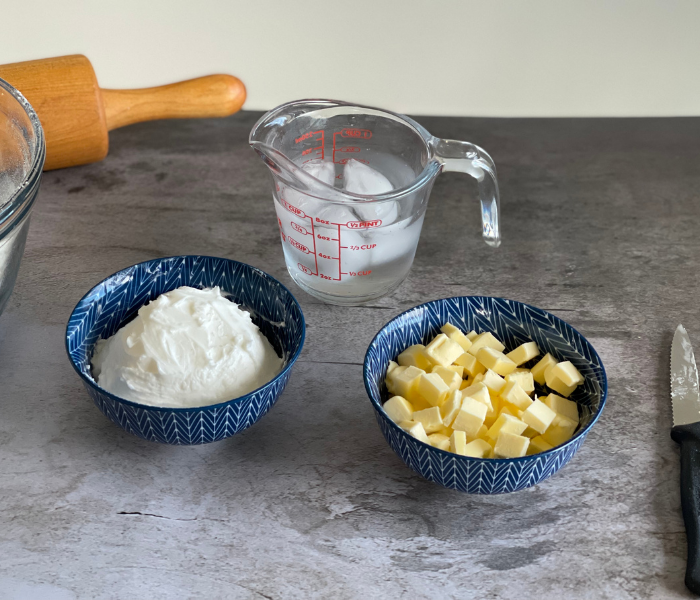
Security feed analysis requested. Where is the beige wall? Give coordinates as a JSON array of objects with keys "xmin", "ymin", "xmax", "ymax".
[{"xmin": 3, "ymin": 0, "xmax": 699, "ymax": 116}]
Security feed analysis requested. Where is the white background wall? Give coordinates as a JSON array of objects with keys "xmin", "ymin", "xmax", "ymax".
[{"xmin": 2, "ymin": 0, "xmax": 699, "ymax": 116}]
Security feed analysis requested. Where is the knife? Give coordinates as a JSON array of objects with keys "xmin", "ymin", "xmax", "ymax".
[{"xmin": 671, "ymin": 324, "xmax": 700, "ymax": 595}]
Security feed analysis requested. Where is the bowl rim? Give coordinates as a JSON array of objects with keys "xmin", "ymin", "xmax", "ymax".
[
  {"xmin": 363, "ymin": 295, "xmax": 607, "ymax": 464},
  {"xmin": 65, "ymin": 255, "xmax": 306, "ymax": 413}
]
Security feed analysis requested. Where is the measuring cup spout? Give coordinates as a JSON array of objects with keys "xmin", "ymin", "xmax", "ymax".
[{"xmin": 433, "ymin": 138, "xmax": 501, "ymax": 247}]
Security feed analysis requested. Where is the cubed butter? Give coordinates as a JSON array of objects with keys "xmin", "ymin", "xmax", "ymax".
[
  {"xmin": 425, "ymin": 333, "xmax": 464, "ymax": 367},
  {"xmin": 505, "ymin": 371, "xmax": 535, "ymax": 395},
  {"xmin": 385, "ymin": 365, "xmax": 406, "ymax": 395},
  {"xmin": 468, "ymin": 424, "xmax": 489, "ymax": 443},
  {"xmin": 418, "ymin": 372, "xmax": 450, "ymax": 407},
  {"xmin": 482, "ymin": 369, "xmax": 506, "ymax": 394},
  {"xmin": 440, "ymin": 390, "xmax": 463, "ymax": 427},
  {"xmin": 383, "ymin": 396, "xmax": 414, "ymax": 424},
  {"xmin": 390, "ymin": 365, "xmax": 425, "ymax": 399},
  {"xmin": 461, "ymin": 382, "xmax": 492, "ymax": 410},
  {"xmin": 454, "ymin": 352, "xmax": 486, "ymax": 377},
  {"xmin": 468, "ymin": 332, "xmax": 506, "ymax": 356},
  {"xmin": 466, "ymin": 330, "xmax": 478, "ymax": 341},
  {"xmin": 543, "ymin": 393, "xmax": 580, "ymax": 423},
  {"xmin": 412, "ymin": 406, "xmax": 444, "ymax": 434},
  {"xmin": 451, "ymin": 397, "xmax": 487, "ymax": 437},
  {"xmin": 542, "ymin": 414, "xmax": 578, "ymax": 447},
  {"xmin": 428, "ymin": 433, "xmax": 451, "ymax": 451},
  {"xmin": 431, "ymin": 366, "xmax": 462, "ymax": 391},
  {"xmin": 476, "ymin": 347, "xmax": 517, "ymax": 376},
  {"xmin": 440, "ymin": 323, "xmax": 473, "ymax": 352},
  {"xmin": 463, "ymin": 438, "xmax": 492, "ymax": 458},
  {"xmin": 494, "ymin": 432, "xmax": 530, "ymax": 458},
  {"xmin": 520, "ymin": 399, "xmax": 557, "ymax": 434},
  {"xmin": 531, "ymin": 353, "xmax": 557, "ymax": 385},
  {"xmin": 544, "ymin": 365, "xmax": 577, "ymax": 397},
  {"xmin": 399, "ymin": 420, "xmax": 430, "ymax": 444},
  {"xmin": 436, "ymin": 424, "xmax": 454, "ymax": 437},
  {"xmin": 528, "ymin": 436, "xmax": 554, "ymax": 455},
  {"xmin": 500, "ymin": 380, "xmax": 534, "ymax": 411},
  {"xmin": 443, "ymin": 365, "xmax": 465, "ymax": 378},
  {"xmin": 450, "ymin": 430, "xmax": 468, "ymax": 455},
  {"xmin": 548, "ymin": 361, "xmax": 584, "ymax": 387},
  {"xmin": 506, "ymin": 341, "xmax": 540, "ymax": 366},
  {"xmin": 486, "ymin": 413, "xmax": 528, "ymax": 440},
  {"xmin": 397, "ymin": 344, "xmax": 434, "ymax": 371},
  {"xmin": 387, "ymin": 360, "xmax": 399, "ymax": 374}
]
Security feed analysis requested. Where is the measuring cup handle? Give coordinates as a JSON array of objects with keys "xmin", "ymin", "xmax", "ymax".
[{"xmin": 434, "ymin": 139, "xmax": 501, "ymax": 247}]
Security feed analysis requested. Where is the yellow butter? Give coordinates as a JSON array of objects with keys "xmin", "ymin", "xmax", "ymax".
[
  {"xmin": 397, "ymin": 344, "xmax": 434, "ymax": 371},
  {"xmin": 387, "ymin": 360, "xmax": 399, "ymax": 374},
  {"xmin": 440, "ymin": 389, "xmax": 463, "ymax": 427},
  {"xmin": 520, "ymin": 399, "xmax": 557, "ymax": 434},
  {"xmin": 548, "ymin": 361, "xmax": 584, "ymax": 387},
  {"xmin": 390, "ymin": 365, "xmax": 425, "ymax": 399},
  {"xmin": 486, "ymin": 413, "xmax": 527, "ymax": 440},
  {"xmin": 440, "ymin": 323, "xmax": 473, "ymax": 352},
  {"xmin": 436, "ymin": 424, "xmax": 454, "ymax": 437},
  {"xmin": 461, "ymin": 382, "xmax": 492, "ymax": 410},
  {"xmin": 544, "ymin": 365, "xmax": 577, "ymax": 397},
  {"xmin": 428, "ymin": 433, "xmax": 451, "ymax": 451},
  {"xmin": 531, "ymin": 353, "xmax": 557, "ymax": 385},
  {"xmin": 505, "ymin": 341, "xmax": 540, "ymax": 366},
  {"xmin": 466, "ymin": 330, "xmax": 478, "ymax": 341},
  {"xmin": 464, "ymin": 438, "xmax": 492, "ymax": 458},
  {"xmin": 431, "ymin": 366, "xmax": 462, "ymax": 391},
  {"xmin": 425, "ymin": 333, "xmax": 464, "ymax": 367},
  {"xmin": 505, "ymin": 371, "xmax": 535, "ymax": 395},
  {"xmin": 482, "ymin": 369, "xmax": 506, "ymax": 394},
  {"xmin": 443, "ymin": 365, "xmax": 465, "ymax": 378},
  {"xmin": 542, "ymin": 414, "xmax": 578, "ymax": 447},
  {"xmin": 418, "ymin": 372, "xmax": 450, "ymax": 407},
  {"xmin": 527, "ymin": 435, "xmax": 554, "ymax": 455},
  {"xmin": 543, "ymin": 393, "xmax": 580, "ymax": 423},
  {"xmin": 450, "ymin": 430, "xmax": 468, "ymax": 455},
  {"xmin": 500, "ymin": 380, "xmax": 534, "ymax": 411},
  {"xmin": 469, "ymin": 423, "xmax": 489, "ymax": 443},
  {"xmin": 454, "ymin": 352, "xmax": 486, "ymax": 377},
  {"xmin": 475, "ymin": 347, "xmax": 517, "ymax": 376},
  {"xmin": 451, "ymin": 397, "xmax": 487, "ymax": 437},
  {"xmin": 412, "ymin": 406, "xmax": 444, "ymax": 434},
  {"xmin": 383, "ymin": 396, "xmax": 414, "ymax": 424},
  {"xmin": 494, "ymin": 432, "xmax": 530, "ymax": 458},
  {"xmin": 467, "ymin": 332, "xmax": 505, "ymax": 356},
  {"xmin": 399, "ymin": 420, "xmax": 430, "ymax": 444}
]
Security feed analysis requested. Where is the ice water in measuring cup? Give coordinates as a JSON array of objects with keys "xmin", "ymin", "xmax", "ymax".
[{"xmin": 275, "ymin": 156, "xmax": 426, "ymax": 304}]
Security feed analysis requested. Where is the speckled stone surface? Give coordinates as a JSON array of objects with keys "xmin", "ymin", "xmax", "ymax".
[{"xmin": 1, "ymin": 113, "xmax": 698, "ymax": 599}]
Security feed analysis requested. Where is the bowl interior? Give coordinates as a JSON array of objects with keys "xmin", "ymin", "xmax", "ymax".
[
  {"xmin": 67, "ymin": 256, "xmax": 305, "ymax": 393},
  {"xmin": 365, "ymin": 296, "xmax": 606, "ymax": 439}
]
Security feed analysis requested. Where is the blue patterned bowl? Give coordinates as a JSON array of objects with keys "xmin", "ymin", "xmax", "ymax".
[
  {"xmin": 66, "ymin": 256, "xmax": 305, "ymax": 444},
  {"xmin": 364, "ymin": 297, "xmax": 607, "ymax": 494}
]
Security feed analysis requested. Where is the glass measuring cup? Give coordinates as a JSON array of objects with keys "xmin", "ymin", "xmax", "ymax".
[{"xmin": 249, "ymin": 99, "xmax": 500, "ymax": 306}]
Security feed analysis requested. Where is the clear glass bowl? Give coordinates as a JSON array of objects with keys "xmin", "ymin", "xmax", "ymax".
[{"xmin": 0, "ymin": 77, "xmax": 45, "ymax": 318}]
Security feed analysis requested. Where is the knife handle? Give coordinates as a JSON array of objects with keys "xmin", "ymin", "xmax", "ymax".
[{"xmin": 672, "ymin": 422, "xmax": 700, "ymax": 595}]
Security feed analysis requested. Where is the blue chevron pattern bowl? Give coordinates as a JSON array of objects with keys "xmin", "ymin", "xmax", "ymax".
[
  {"xmin": 364, "ymin": 297, "xmax": 607, "ymax": 494},
  {"xmin": 66, "ymin": 256, "xmax": 305, "ymax": 444}
]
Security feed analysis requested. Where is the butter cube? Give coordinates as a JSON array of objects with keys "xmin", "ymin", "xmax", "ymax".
[
  {"xmin": 425, "ymin": 334, "xmax": 464, "ymax": 367},
  {"xmin": 482, "ymin": 369, "xmax": 506, "ymax": 394},
  {"xmin": 469, "ymin": 424, "xmax": 489, "ymax": 443},
  {"xmin": 543, "ymin": 393, "xmax": 580, "ymax": 423},
  {"xmin": 468, "ymin": 332, "xmax": 505, "ymax": 356},
  {"xmin": 506, "ymin": 341, "xmax": 540, "ymax": 366},
  {"xmin": 500, "ymin": 380, "xmax": 534, "ymax": 411},
  {"xmin": 459, "ymin": 379, "xmax": 471, "ymax": 390},
  {"xmin": 544, "ymin": 365, "xmax": 577, "ymax": 397},
  {"xmin": 399, "ymin": 420, "xmax": 430, "ymax": 444},
  {"xmin": 428, "ymin": 433, "xmax": 451, "ymax": 451},
  {"xmin": 390, "ymin": 366, "xmax": 425, "ymax": 399},
  {"xmin": 383, "ymin": 396, "xmax": 414, "ymax": 424},
  {"xmin": 398, "ymin": 344, "xmax": 434, "ymax": 371},
  {"xmin": 431, "ymin": 366, "xmax": 462, "ymax": 391},
  {"xmin": 385, "ymin": 365, "xmax": 406, "ymax": 395},
  {"xmin": 452, "ymin": 397, "xmax": 487, "ymax": 437},
  {"xmin": 463, "ymin": 438, "xmax": 492, "ymax": 458},
  {"xmin": 494, "ymin": 432, "xmax": 530, "ymax": 458},
  {"xmin": 412, "ymin": 406, "xmax": 444, "ymax": 434},
  {"xmin": 443, "ymin": 365, "xmax": 465, "ymax": 378},
  {"xmin": 476, "ymin": 347, "xmax": 517, "ymax": 376},
  {"xmin": 486, "ymin": 413, "xmax": 527, "ymax": 440},
  {"xmin": 461, "ymin": 382, "xmax": 492, "ymax": 410},
  {"xmin": 450, "ymin": 430, "xmax": 468, "ymax": 455},
  {"xmin": 520, "ymin": 399, "xmax": 557, "ymax": 434},
  {"xmin": 528, "ymin": 435, "xmax": 554, "ymax": 455},
  {"xmin": 505, "ymin": 371, "xmax": 535, "ymax": 395},
  {"xmin": 436, "ymin": 424, "xmax": 454, "ymax": 437},
  {"xmin": 466, "ymin": 330, "xmax": 478, "ymax": 341},
  {"xmin": 440, "ymin": 323, "xmax": 473, "ymax": 352},
  {"xmin": 531, "ymin": 353, "xmax": 557, "ymax": 385},
  {"xmin": 418, "ymin": 372, "xmax": 450, "ymax": 407},
  {"xmin": 542, "ymin": 414, "xmax": 578, "ymax": 447},
  {"xmin": 454, "ymin": 352, "xmax": 486, "ymax": 377},
  {"xmin": 387, "ymin": 360, "xmax": 399, "ymax": 374},
  {"xmin": 499, "ymin": 405, "xmax": 516, "ymax": 418},
  {"xmin": 548, "ymin": 361, "xmax": 584, "ymax": 387},
  {"xmin": 440, "ymin": 390, "xmax": 463, "ymax": 427},
  {"xmin": 472, "ymin": 373, "xmax": 485, "ymax": 384}
]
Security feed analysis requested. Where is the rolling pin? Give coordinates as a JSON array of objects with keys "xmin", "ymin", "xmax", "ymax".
[{"xmin": 0, "ymin": 54, "xmax": 246, "ymax": 170}]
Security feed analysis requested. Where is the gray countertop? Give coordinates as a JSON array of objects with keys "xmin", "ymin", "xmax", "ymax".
[{"xmin": 1, "ymin": 112, "xmax": 698, "ymax": 599}]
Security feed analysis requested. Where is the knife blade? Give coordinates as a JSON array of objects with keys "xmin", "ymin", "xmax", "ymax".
[{"xmin": 670, "ymin": 324, "xmax": 700, "ymax": 595}]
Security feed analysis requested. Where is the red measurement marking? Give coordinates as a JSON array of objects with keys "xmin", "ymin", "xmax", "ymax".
[
  {"xmin": 337, "ymin": 224, "xmax": 342, "ymax": 280},
  {"xmin": 348, "ymin": 270, "xmax": 372, "ymax": 276},
  {"xmin": 337, "ymin": 146, "xmax": 360, "ymax": 153},
  {"xmin": 310, "ymin": 215, "xmax": 319, "ymax": 274},
  {"xmin": 318, "ymin": 253, "xmax": 338, "ymax": 260},
  {"xmin": 291, "ymin": 222, "xmax": 310, "ymax": 235},
  {"xmin": 297, "ymin": 130, "xmax": 325, "ymax": 163},
  {"xmin": 346, "ymin": 220, "xmax": 382, "ymax": 229},
  {"xmin": 289, "ymin": 237, "xmax": 313, "ymax": 254},
  {"xmin": 341, "ymin": 128, "xmax": 372, "ymax": 139},
  {"xmin": 297, "ymin": 263, "xmax": 313, "ymax": 275},
  {"xmin": 280, "ymin": 197, "xmax": 306, "ymax": 219},
  {"xmin": 347, "ymin": 244, "xmax": 377, "ymax": 250}
]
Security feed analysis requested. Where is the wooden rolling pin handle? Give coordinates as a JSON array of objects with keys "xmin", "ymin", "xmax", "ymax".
[{"xmin": 102, "ymin": 74, "xmax": 247, "ymax": 131}]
